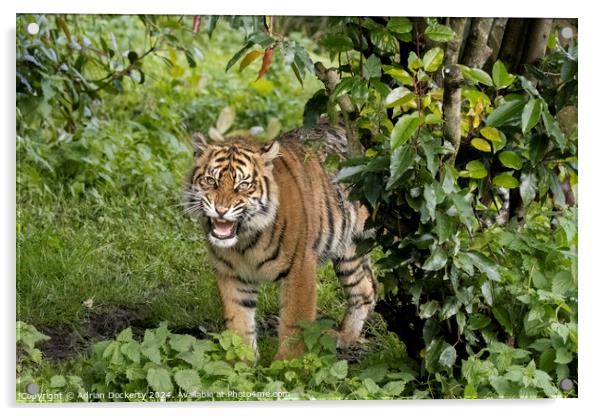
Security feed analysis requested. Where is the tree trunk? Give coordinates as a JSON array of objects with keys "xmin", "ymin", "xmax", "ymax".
[
  {"xmin": 461, "ymin": 18, "xmax": 494, "ymax": 68},
  {"xmin": 485, "ymin": 18, "xmax": 508, "ymax": 69},
  {"xmin": 444, "ymin": 17, "xmax": 468, "ymax": 66},
  {"xmin": 442, "ymin": 65, "xmax": 464, "ymax": 166},
  {"xmin": 522, "ymin": 18, "xmax": 554, "ymax": 83},
  {"xmin": 498, "ymin": 18, "xmax": 528, "ymax": 73}
]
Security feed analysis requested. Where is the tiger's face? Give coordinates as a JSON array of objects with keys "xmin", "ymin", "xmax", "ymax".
[{"xmin": 184, "ymin": 134, "xmax": 280, "ymax": 248}]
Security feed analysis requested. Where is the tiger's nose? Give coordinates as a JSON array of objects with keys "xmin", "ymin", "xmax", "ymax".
[{"xmin": 216, "ymin": 206, "xmax": 228, "ymax": 217}]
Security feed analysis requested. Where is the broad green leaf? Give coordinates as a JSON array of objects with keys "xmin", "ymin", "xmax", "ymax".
[
  {"xmin": 554, "ymin": 348, "xmax": 573, "ymax": 365},
  {"xmin": 549, "ymin": 170, "xmax": 566, "ymax": 207},
  {"xmin": 362, "ymin": 54, "xmax": 382, "ymax": 80},
  {"xmin": 50, "ymin": 375, "xmax": 66, "ymax": 388},
  {"xmin": 330, "ymin": 360, "xmax": 348, "ymax": 379},
  {"xmin": 492, "ymin": 60, "xmax": 516, "ymax": 89},
  {"xmin": 147, "ymin": 368, "xmax": 173, "ymax": 393},
  {"xmin": 423, "ymin": 47, "xmax": 444, "ymax": 72},
  {"xmin": 386, "ymin": 146, "xmax": 414, "ymax": 190},
  {"xmin": 387, "ymin": 17, "xmax": 413, "ymax": 34},
  {"xmin": 120, "ymin": 342, "xmax": 141, "ymax": 363},
  {"xmin": 480, "ymin": 126, "xmax": 502, "ymax": 142},
  {"xmin": 439, "ymin": 345, "xmax": 457, "ymax": 367},
  {"xmin": 204, "ymin": 360, "xmax": 234, "ymax": 376},
  {"xmin": 471, "ymin": 138, "xmax": 491, "ymax": 152},
  {"xmin": 486, "ymin": 98, "xmax": 526, "ymax": 127},
  {"xmin": 493, "ymin": 173, "xmax": 519, "ymax": 189},
  {"xmin": 528, "ymin": 134, "xmax": 549, "ymax": 164},
  {"xmin": 318, "ymin": 32, "xmax": 354, "ymax": 52},
  {"xmin": 450, "ymin": 193, "xmax": 475, "ymax": 231},
  {"xmin": 383, "ymin": 65, "xmax": 414, "ymax": 85},
  {"xmin": 423, "ymin": 247, "xmax": 448, "ymax": 271},
  {"xmin": 116, "ymin": 327, "xmax": 133, "ymax": 342},
  {"xmin": 424, "ymin": 23, "xmax": 456, "ymax": 42},
  {"xmin": 385, "ymin": 87, "xmax": 416, "ymax": 108},
  {"xmin": 335, "ymin": 165, "xmax": 365, "ymax": 182},
  {"xmin": 435, "ymin": 211, "xmax": 453, "ymax": 240},
  {"xmin": 481, "ymin": 281, "xmax": 493, "ymax": 305},
  {"xmin": 498, "ymin": 151, "xmax": 523, "ymax": 170},
  {"xmin": 542, "ymin": 108, "xmax": 567, "ymax": 150},
  {"xmin": 460, "ymin": 66, "xmax": 493, "ymax": 86},
  {"xmin": 370, "ymin": 28, "xmax": 398, "ymax": 54},
  {"xmin": 363, "ymin": 173, "xmax": 382, "ymax": 206},
  {"xmin": 382, "ymin": 381, "xmax": 405, "ymax": 396},
  {"xmin": 466, "ymin": 251, "xmax": 501, "ymax": 281},
  {"xmin": 521, "ymin": 99, "xmax": 542, "ymax": 133},
  {"xmin": 468, "ymin": 313, "xmax": 491, "ymax": 330},
  {"xmin": 519, "ymin": 172, "xmax": 537, "ymax": 205},
  {"xmin": 419, "ymin": 300, "xmax": 439, "ymax": 319},
  {"xmin": 461, "ymin": 160, "xmax": 487, "ymax": 179},
  {"xmin": 391, "ymin": 114, "xmax": 420, "ymax": 148},
  {"xmin": 492, "ymin": 307, "xmax": 513, "ymax": 335},
  {"xmin": 407, "ymin": 51, "xmax": 422, "ymax": 70},
  {"xmin": 169, "ymin": 334, "xmax": 196, "ymax": 353},
  {"xmin": 174, "ymin": 369, "xmax": 202, "ymax": 393}
]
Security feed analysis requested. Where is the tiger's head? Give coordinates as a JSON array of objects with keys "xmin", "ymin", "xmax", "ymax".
[{"xmin": 184, "ymin": 133, "xmax": 280, "ymax": 248}]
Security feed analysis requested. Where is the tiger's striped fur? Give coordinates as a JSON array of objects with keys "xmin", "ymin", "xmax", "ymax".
[{"xmin": 184, "ymin": 123, "xmax": 377, "ymax": 360}]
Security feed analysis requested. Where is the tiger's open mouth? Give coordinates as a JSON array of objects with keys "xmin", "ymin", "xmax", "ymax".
[{"xmin": 211, "ymin": 219, "xmax": 238, "ymax": 240}]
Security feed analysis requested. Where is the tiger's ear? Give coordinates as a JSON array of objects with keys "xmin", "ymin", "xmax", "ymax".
[
  {"xmin": 261, "ymin": 141, "xmax": 280, "ymax": 166},
  {"xmin": 191, "ymin": 133, "xmax": 208, "ymax": 157}
]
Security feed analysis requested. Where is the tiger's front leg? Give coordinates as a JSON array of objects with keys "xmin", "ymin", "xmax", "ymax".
[
  {"xmin": 273, "ymin": 255, "xmax": 317, "ymax": 361},
  {"xmin": 216, "ymin": 275, "xmax": 259, "ymax": 357}
]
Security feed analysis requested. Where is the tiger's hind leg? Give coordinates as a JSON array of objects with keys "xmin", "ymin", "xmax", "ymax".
[{"xmin": 333, "ymin": 250, "xmax": 378, "ymax": 348}]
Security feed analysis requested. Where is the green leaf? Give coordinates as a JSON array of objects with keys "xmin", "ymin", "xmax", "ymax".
[
  {"xmin": 424, "ymin": 23, "xmax": 456, "ymax": 42},
  {"xmin": 460, "ymin": 66, "xmax": 493, "ymax": 86},
  {"xmin": 50, "ymin": 375, "xmax": 66, "ymax": 388},
  {"xmin": 359, "ymin": 364, "xmax": 388, "ymax": 382},
  {"xmin": 169, "ymin": 334, "xmax": 196, "ymax": 353},
  {"xmin": 391, "ymin": 114, "xmax": 420, "ymax": 148},
  {"xmin": 116, "ymin": 327, "xmax": 133, "ymax": 342},
  {"xmin": 120, "ymin": 342, "xmax": 141, "ymax": 363},
  {"xmin": 465, "ymin": 251, "xmax": 501, "ymax": 281},
  {"xmin": 423, "ymin": 47, "xmax": 444, "ymax": 72},
  {"xmin": 386, "ymin": 146, "xmax": 414, "ymax": 190},
  {"xmin": 423, "ymin": 247, "xmax": 448, "ymax": 271},
  {"xmin": 461, "ymin": 160, "xmax": 488, "ymax": 179},
  {"xmin": 147, "ymin": 368, "xmax": 173, "ymax": 393},
  {"xmin": 519, "ymin": 172, "xmax": 538, "ymax": 206},
  {"xmin": 492, "ymin": 60, "xmax": 516, "ymax": 89},
  {"xmin": 385, "ymin": 87, "xmax": 415, "ymax": 108},
  {"xmin": 419, "ymin": 300, "xmax": 439, "ymax": 319},
  {"xmin": 554, "ymin": 348, "xmax": 573, "ymax": 365},
  {"xmin": 330, "ymin": 360, "xmax": 348, "ymax": 379},
  {"xmin": 498, "ymin": 151, "xmax": 523, "ymax": 170},
  {"xmin": 319, "ymin": 32, "xmax": 354, "ymax": 53},
  {"xmin": 542, "ymin": 108, "xmax": 567, "ymax": 150},
  {"xmin": 468, "ymin": 313, "xmax": 492, "ymax": 330},
  {"xmin": 493, "ymin": 173, "xmax": 519, "ymax": 189},
  {"xmin": 439, "ymin": 345, "xmax": 457, "ymax": 367},
  {"xmin": 407, "ymin": 51, "xmax": 422, "ymax": 70},
  {"xmin": 382, "ymin": 380, "xmax": 405, "ymax": 396},
  {"xmin": 387, "ymin": 17, "xmax": 413, "ymax": 34},
  {"xmin": 521, "ymin": 99, "xmax": 542, "ymax": 133},
  {"xmin": 471, "ymin": 138, "xmax": 491, "ymax": 152},
  {"xmin": 528, "ymin": 134, "xmax": 549, "ymax": 165},
  {"xmin": 480, "ymin": 126, "xmax": 502, "ymax": 142},
  {"xmin": 370, "ymin": 28, "xmax": 398, "ymax": 55},
  {"xmin": 552, "ymin": 270, "xmax": 575, "ymax": 296},
  {"xmin": 362, "ymin": 54, "xmax": 381, "ymax": 80},
  {"xmin": 363, "ymin": 173, "xmax": 382, "ymax": 206},
  {"xmin": 435, "ymin": 211, "xmax": 453, "ymax": 240},
  {"xmin": 203, "ymin": 360, "xmax": 234, "ymax": 376},
  {"xmin": 216, "ymin": 106, "xmax": 235, "ymax": 134},
  {"xmin": 481, "ymin": 281, "xmax": 493, "ymax": 306},
  {"xmin": 486, "ymin": 98, "xmax": 526, "ymax": 127},
  {"xmin": 335, "ymin": 165, "xmax": 365, "ymax": 182},
  {"xmin": 174, "ymin": 369, "xmax": 202, "ymax": 393},
  {"xmin": 450, "ymin": 194, "xmax": 475, "ymax": 231},
  {"xmin": 383, "ymin": 65, "xmax": 413, "ymax": 85},
  {"xmin": 492, "ymin": 307, "xmax": 513, "ymax": 335},
  {"xmin": 549, "ymin": 170, "xmax": 566, "ymax": 207}
]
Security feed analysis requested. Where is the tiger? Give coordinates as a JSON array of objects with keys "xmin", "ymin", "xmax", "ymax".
[{"xmin": 183, "ymin": 122, "xmax": 378, "ymax": 361}]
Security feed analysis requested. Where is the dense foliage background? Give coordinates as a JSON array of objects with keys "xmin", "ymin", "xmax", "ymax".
[{"xmin": 16, "ymin": 15, "xmax": 577, "ymax": 401}]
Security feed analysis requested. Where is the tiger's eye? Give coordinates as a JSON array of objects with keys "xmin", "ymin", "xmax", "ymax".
[
  {"xmin": 205, "ymin": 177, "xmax": 216, "ymax": 186},
  {"xmin": 237, "ymin": 182, "xmax": 250, "ymax": 191}
]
